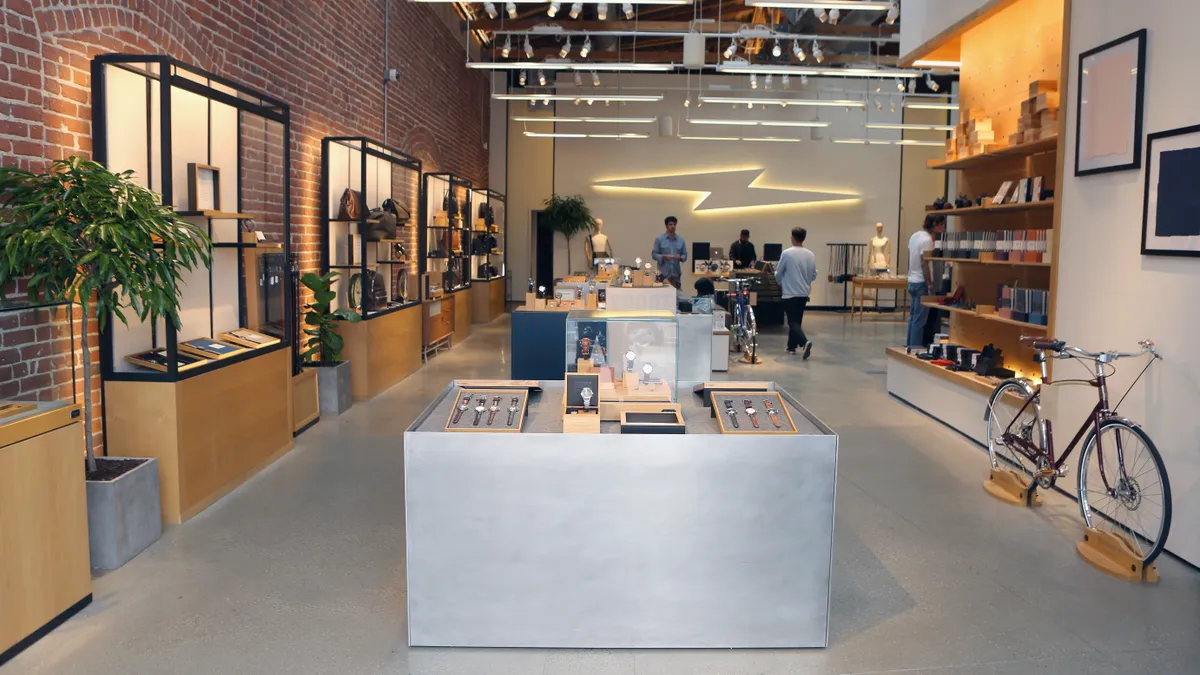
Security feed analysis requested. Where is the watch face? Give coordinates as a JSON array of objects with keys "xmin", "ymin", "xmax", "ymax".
[
  {"xmin": 642, "ymin": 363, "xmax": 653, "ymax": 375},
  {"xmin": 745, "ymin": 407, "xmax": 756, "ymax": 415}
]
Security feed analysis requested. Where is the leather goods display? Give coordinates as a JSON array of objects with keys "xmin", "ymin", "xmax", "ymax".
[
  {"xmin": 337, "ymin": 188, "xmax": 363, "ymax": 221},
  {"xmin": 382, "ymin": 198, "xmax": 410, "ymax": 224},
  {"xmin": 348, "ymin": 269, "xmax": 389, "ymax": 311},
  {"xmin": 366, "ymin": 207, "xmax": 398, "ymax": 241},
  {"xmin": 471, "ymin": 232, "xmax": 498, "ymax": 255},
  {"xmin": 477, "ymin": 263, "xmax": 499, "ymax": 278}
]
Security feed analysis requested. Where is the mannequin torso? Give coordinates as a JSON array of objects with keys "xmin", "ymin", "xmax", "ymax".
[
  {"xmin": 868, "ymin": 222, "xmax": 891, "ymax": 273},
  {"xmin": 586, "ymin": 219, "xmax": 613, "ymax": 261}
]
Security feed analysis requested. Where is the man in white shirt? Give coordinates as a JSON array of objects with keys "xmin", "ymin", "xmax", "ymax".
[
  {"xmin": 773, "ymin": 227, "xmax": 819, "ymax": 359},
  {"xmin": 907, "ymin": 215, "xmax": 945, "ymax": 347}
]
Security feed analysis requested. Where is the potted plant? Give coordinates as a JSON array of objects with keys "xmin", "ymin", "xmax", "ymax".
[
  {"xmin": 543, "ymin": 194, "xmax": 597, "ymax": 274},
  {"xmin": 0, "ymin": 157, "xmax": 212, "ymax": 570},
  {"xmin": 300, "ymin": 271, "xmax": 361, "ymax": 415}
]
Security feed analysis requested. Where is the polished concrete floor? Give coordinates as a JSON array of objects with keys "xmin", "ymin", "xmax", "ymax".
[{"xmin": 9, "ymin": 313, "xmax": 1200, "ymax": 675}]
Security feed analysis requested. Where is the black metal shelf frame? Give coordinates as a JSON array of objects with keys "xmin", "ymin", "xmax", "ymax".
[
  {"xmin": 91, "ymin": 53, "xmax": 295, "ymax": 383},
  {"xmin": 320, "ymin": 136, "xmax": 423, "ymax": 321},
  {"xmin": 420, "ymin": 172, "xmax": 474, "ymax": 299},
  {"xmin": 469, "ymin": 187, "xmax": 507, "ymax": 284}
]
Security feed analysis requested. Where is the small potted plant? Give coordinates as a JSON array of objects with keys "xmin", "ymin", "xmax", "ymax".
[
  {"xmin": 300, "ymin": 271, "xmax": 361, "ymax": 415},
  {"xmin": 0, "ymin": 157, "xmax": 212, "ymax": 570}
]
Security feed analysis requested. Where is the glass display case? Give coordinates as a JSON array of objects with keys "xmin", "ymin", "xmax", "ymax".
[
  {"xmin": 470, "ymin": 188, "xmax": 506, "ymax": 282},
  {"xmin": 92, "ymin": 54, "xmax": 292, "ymax": 380},
  {"xmin": 565, "ymin": 309, "xmax": 679, "ymax": 401},
  {"xmin": 420, "ymin": 172, "xmax": 473, "ymax": 298},
  {"xmin": 321, "ymin": 136, "xmax": 421, "ymax": 318}
]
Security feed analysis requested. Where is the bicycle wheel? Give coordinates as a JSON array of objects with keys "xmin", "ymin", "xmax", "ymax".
[
  {"xmin": 985, "ymin": 382, "xmax": 1042, "ymax": 483},
  {"xmin": 745, "ymin": 306, "xmax": 758, "ymax": 361},
  {"xmin": 1078, "ymin": 421, "xmax": 1172, "ymax": 565}
]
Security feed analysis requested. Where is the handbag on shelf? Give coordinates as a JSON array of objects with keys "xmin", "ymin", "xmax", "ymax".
[
  {"xmin": 348, "ymin": 269, "xmax": 390, "ymax": 312},
  {"xmin": 337, "ymin": 188, "xmax": 363, "ymax": 221},
  {"xmin": 366, "ymin": 207, "xmax": 398, "ymax": 241},
  {"xmin": 382, "ymin": 198, "xmax": 410, "ymax": 224}
]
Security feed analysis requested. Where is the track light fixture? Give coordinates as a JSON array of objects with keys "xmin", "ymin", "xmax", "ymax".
[
  {"xmin": 519, "ymin": 70, "xmax": 527, "ymax": 86},
  {"xmin": 560, "ymin": 37, "xmax": 572, "ymax": 58},
  {"xmin": 817, "ymin": 8, "xmax": 828, "ymax": 22},
  {"xmin": 830, "ymin": 8, "xmax": 840, "ymax": 24},
  {"xmin": 484, "ymin": 2, "xmax": 498, "ymax": 18},
  {"xmin": 889, "ymin": 97, "xmax": 897, "ymax": 112},
  {"xmin": 597, "ymin": 3, "xmax": 608, "ymax": 20},
  {"xmin": 524, "ymin": 36, "xmax": 534, "ymax": 59},
  {"xmin": 792, "ymin": 39, "xmax": 805, "ymax": 62},
  {"xmin": 908, "ymin": 78, "xmax": 916, "ymax": 93},
  {"xmin": 547, "ymin": 1, "xmax": 560, "ymax": 17},
  {"xmin": 886, "ymin": 1, "xmax": 899, "ymax": 25},
  {"xmin": 506, "ymin": 1, "xmax": 517, "ymax": 18},
  {"xmin": 623, "ymin": 2, "xmax": 634, "ymax": 19},
  {"xmin": 592, "ymin": 71, "xmax": 600, "ymax": 86},
  {"xmin": 538, "ymin": 69, "xmax": 547, "ymax": 86},
  {"xmin": 501, "ymin": 35, "xmax": 511, "ymax": 58},
  {"xmin": 926, "ymin": 74, "xmax": 940, "ymax": 92},
  {"xmin": 580, "ymin": 35, "xmax": 592, "ymax": 58},
  {"xmin": 812, "ymin": 40, "xmax": 824, "ymax": 63},
  {"xmin": 782, "ymin": 73, "xmax": 790, "ymax": 89},
  {"xmin": 874, "ymin": 97, "xmax": 882, "ymax": 111},
  {"xmin": 772, "ymin": 40, "xmax": 782, "ymax": 58},
  {"xmin": 570, "ymin": 1, "xmax": 583, "ymax": 19},
  {"xmin": 724, "ymin": 39, "xmax": 738, "ymax": 59},
  {"xmin": 896, "ymin": 77, "xmax": 905, "ymax": 92},
  {"xmin": 750, "ymin": 73, "xmax": 758, "ymax": 89},
  {"xmin": 684, "ymin": 97, "xmax": 690, "ymax": 107}
]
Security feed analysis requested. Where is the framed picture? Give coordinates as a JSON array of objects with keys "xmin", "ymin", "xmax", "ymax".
[
  {"xmin": 187, "ymin": 162, "xmax": 220, "ymax": 211},
  {"xmin": 1141, "ymin": 124, "xmax": 1200, "ymax": 257},
  {"xmin": 1075, "ymin": 29, "xmax": 1147, "ymax": 176}
]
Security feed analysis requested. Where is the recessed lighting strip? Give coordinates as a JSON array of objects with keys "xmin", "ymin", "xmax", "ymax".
[
  {"xmin": 469, "ymin": 62, "xmax": 675, "ymax": 72},
  {"xmin": 834, "ymin": 138, "xmax": 946, "ymax": 147},
  {"xmin": 744, "ymin": 0, "xmax": 892, "ymax": 8},
  {"xmin": 524, "ymin": 131, "xmax": 649, "ymax": 138},
  {"xmin": 680, "ymin": 135, "xmax": 802, "ymax": 143},
  {"xmin": 700, "ymin": 96, "xmax": 865, "ymax": 108},
  {"xmin": 865, "ymin": 123, "xmax": 955, "ymax": 131},
  {"xmin": 904, "ymin": 102, "xmax": 958, "ymax": 110},
  {"xmin": 497, "ymin": 93, "xmax": 664, "ymax": 102},
  {"xmin": 513, "ymin": 116, "xmax": 657, "ymax": 123},
  {"xmin": 688, "ymin": 119, "xmax": 830, "ymax": 127},
  {"xmin": 913, "ymin": 60, "xmax": 962, "ymax": 69}
]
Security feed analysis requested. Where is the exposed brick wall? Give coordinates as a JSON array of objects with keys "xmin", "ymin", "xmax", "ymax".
[{"xmin": 0, "ymin": 0, "xmax": 490, "ymax": 452}]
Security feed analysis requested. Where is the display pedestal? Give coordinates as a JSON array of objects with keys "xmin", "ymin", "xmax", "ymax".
[
  {"xmin": 1076, "ymin": 528, "xmax": 1160, "ymax": 583},
  {"xmin": 341, "ymin": 304, "xmax": 422, "ymax": 401},
  {"xmin": 0, "ymin": 403, "xmax": 91, "ymax": 666},
  {"xmin": 604, "ymin": 285, "xmax": 677, "ymax": 312},
  {"xmin": 105, "ymin": 348, "xmax": 293, "ymax": 524},
  {"xmin": 452, "ymin": 288, "xmax": 473, "ymax": 344},
  {"xmin": 886, "ymin": 348, "xmax": 992, "ymax": 445},
  {"xmin": 471, "ymin": 276, "xmax": 506, "ymax": 324},
  {"xmin": 422, "ymin": 296, "xmax": 455, "ymax": 359},
  {"xmin": 983, "ymin": 468, "xmax": 1042, "ymax": 507},
  {"xmin": 291, "ymin": 367, "xmax": 320, "ymax": 434}
]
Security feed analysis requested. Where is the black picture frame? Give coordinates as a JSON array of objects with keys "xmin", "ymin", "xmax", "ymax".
[
  {"xmin": 1074, "ymin": 28, "xmax": 1147, "ymax": 177},
  {"xmin": 1140, "ymin": 123, "xmax": 1200, "ymax": 257}
]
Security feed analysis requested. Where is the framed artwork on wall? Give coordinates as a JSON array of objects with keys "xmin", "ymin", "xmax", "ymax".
[
  {"xmin": 1141, "ymin": 124, "xmax": 1200, "ymax": 257},
  {"xmin": 1074, "ymin": 28, "xmax": 1147, "ymax": 177}
]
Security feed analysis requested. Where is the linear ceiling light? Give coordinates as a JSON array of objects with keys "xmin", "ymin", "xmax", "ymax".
[
  {"xmin": 700, "ymin": 96, "xmax": 865, "ymax": 108},
  {"xmin": 468, "ymin": 61, "xmax": 674, "ymax": 71},
  {"xmin": 688, "ymin": 118, "xmax": 830, "ymax": 127},
  {"xmin": 680, "ymin": 135, "xmax": 802, "ymax": 143},
  {"xmin": 413, "ymin": 0, "xmax": 690, "ymax": 3},
  {"xmin": 513, "ymin": 116, "xmax": 657, "ymax": 123},
  {"xmin": 744, "ymin": 1, "xmax": 893, "ymax": 9},
  {"xmin": 904, "ymin": 101, "xmax": 957, "ymax": 110},
  {"xmin": 865, "ymin": 123, "xmax": 955, "ymax": 131},
  {"xmin": 524, "ymin": 131, "xmax": 648, "ymax": 138},
  {"xmin": 913, "ymin": 59, "xmax": 960, "ymax": 69},
  {"xmin": 716, "ymin": 63, "xmax": 919, "ymax": 78},
  {"xmin": 834, "ymin": 138, "xmax": 947, "ymax": 147},
  {"xmin": 497, "ymin": 93, "xmax": 665, "ymax": 102}
]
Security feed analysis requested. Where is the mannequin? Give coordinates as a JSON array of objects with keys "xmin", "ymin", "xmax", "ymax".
[
  {"xmin": 584, "ymin": 218, "xmax": 614, "ymax": 264},
  {"xmin": 868, "ymin": 221, "xmax": 891, "ymax": 275}
]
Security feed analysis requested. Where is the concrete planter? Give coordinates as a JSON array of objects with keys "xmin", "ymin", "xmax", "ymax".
[
  {"xmin": 313, "ymin": 360, "xmax": 353, "ymax": 416},
  {"xmin": 86, "ymin": 457, "xmax": 163, "ymax": 571}
]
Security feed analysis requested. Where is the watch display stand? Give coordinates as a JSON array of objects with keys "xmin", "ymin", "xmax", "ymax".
[
  {"xmin": 443, "ymin": 388, "xmax": 529, "ymax": 432},
  {"xmin": 562, "ymin": 373, "xmax": 601, "ymax": 434},
  {"xmin": 710, "ymin": 391, "xmax": 798, "ymax": 434},
  {"xmin": 565, "ymin": 310, "xmax": 678, "ymax": 422},
  {"xmin": 619, "ymin": 405, "xmax": 685, "ymax": 434}
]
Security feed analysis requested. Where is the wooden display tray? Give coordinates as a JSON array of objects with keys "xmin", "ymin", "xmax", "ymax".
[
  {"xmin": 620, "ymin": 404, "xmax": 685, "ymax": 434},
  {"xmin": 0, "ymin": 401, "xmax": 36, "ymax": 421},
  {"xmin": 444, "ymin": 389, "xmax": 528, "ymax": 432},
  {"xmin": 693, "ymin": 381, "xmax": 771, "ymax": 407},
  {"xmin": 177, "ymin": 337, "xmax": 248, "ymax": 360},
  {"xmin": 125, "ymin": 347, "xmax": 207, "ymax": 373},
  {"xmin": 710, "ymin": 391, "xmax": 797, "ymax": 434},
  {"xmin": 920, "ymin": 301, "xmax": 1049, "ymax": 331},
  {"xmin": 455, "ymin": 380, "xmax": 541, "ymax": 391},
  {"xmin": 219, "ymin": 328, "xmax": 282, "ymax": 349}
]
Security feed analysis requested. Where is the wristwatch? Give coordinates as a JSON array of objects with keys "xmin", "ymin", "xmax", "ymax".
[
  {"xmin": 472, "ymin": 396, "xmax": 488, "ymax": 426},
  {"xmin": 723, "ymin": 399, "xmax": 740, "ymax": 429},
  {"xmin": 452, "ymin": 394, "xmax": 471, "ymax": 424},
  {"xmin": 624, "ymin": 350, "xmax": 636, "ymax": 372},
  {"xmin": 486, "ymin": 396, "xmax": 501, "ymax": 426},
  {"xmin": 743, "ymin": 399, "xmax": 760, "ymax": 429},
  {"xmin": 641, "ymin": 362, "xmax": 654, "ymax": 385},
  {"xmin": 580, "ymin": 337, "xmax": 592, "ymax": 358},
  {"xmin": 580, "ymin": 386, "xmax": 594, "ymax": 408},
  {"xmin": 506, "ymin": 396, "xmax": 521, "ymax": 426},
  {"xmin": 763, "ymin": 399, "xmax": 782, "ymax": 428}
]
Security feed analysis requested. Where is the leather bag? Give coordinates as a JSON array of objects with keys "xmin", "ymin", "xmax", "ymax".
[{"xmin": 337, "ymin": 189, "xmax": 363, "ymax": 221}]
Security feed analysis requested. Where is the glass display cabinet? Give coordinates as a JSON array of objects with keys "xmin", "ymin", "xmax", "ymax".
[
  {"xmin": 420, "ymin": 172, "xmax": 473, "ymax": 299},
  {"xmin": 565, "ymin": 309, "xmax": 679, "ymax": 403},
  {"xmin": 321, "ymin": 136, "xmax": 421, "ymax": 318}
]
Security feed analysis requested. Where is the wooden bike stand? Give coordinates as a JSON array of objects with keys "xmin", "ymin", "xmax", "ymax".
[
  {"xmin": 739, "ymin": 349, "xmax": 763, "ymax": 365},
  {"xmin": 983, "ymin": 469, "xmax": 1043, "ymax": 507},
  {"xmin": 1076, "ymin": 528, "xmax": 1160, "ymax": 583}
]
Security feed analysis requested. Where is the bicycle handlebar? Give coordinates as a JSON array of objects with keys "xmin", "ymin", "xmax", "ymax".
[{"xmin": 1022, "ymin": 336, "xmax": 1159, "ymax": 361}]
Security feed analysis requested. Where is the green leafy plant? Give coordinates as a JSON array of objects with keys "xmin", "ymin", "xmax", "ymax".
[
  {"xmin": 300, "ymin": 271, "xmax": 360, "ymax": 363},
  {"xmin": 543, "ymin": 193, "xmax": 597, "ymax": 272},
  {"xmin": 0, "ymin": 157, "xmax": 212, "ymax": 472}
]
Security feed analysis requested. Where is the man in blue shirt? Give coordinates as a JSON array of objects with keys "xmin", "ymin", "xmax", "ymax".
[
  {"xmin": 773, "ymin": 226, "xmax": 818, "ymax": 359},
  {"xmin": 651, "ymin": 216, "xmax": 687, "ymax": 289}
]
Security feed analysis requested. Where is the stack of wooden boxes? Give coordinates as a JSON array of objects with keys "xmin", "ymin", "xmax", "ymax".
[
  {"xmin": 946, "ymin": 109, "xmax": 1000, "ymax": 161},
  {"xmin": 1012, "ymin": 79, "xmax": 1059, "ymax": 146}
]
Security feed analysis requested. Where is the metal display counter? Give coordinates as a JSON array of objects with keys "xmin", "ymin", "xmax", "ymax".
[{"xmin": 404, "ymin": 381, "xmax": 837, "ymax": 648}]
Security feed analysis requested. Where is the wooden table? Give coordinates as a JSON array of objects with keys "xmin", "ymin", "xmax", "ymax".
[{"xmin": 850, "ymin": 276, "xmax": 909, "ymax": 320}]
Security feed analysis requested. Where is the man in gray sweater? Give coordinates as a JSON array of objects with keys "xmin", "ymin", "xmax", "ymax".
[{"xmin": 773, "ymin": 227, "xmax": 818, "ymax": 359}]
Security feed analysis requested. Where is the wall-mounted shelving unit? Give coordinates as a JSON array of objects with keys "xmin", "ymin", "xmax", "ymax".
[
  {"xmin": 469, "ymin": 188, "xmax": 508, "ymax": 324},
  {"xmin": 420, "ymin": 172, "xmax": 475, "ymax": 355}
]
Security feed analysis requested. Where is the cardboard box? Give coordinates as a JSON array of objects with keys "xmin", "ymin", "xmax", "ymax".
[{"xmin": 1028, "ymin": 79, "xmax": 1058, "ymax": 97}]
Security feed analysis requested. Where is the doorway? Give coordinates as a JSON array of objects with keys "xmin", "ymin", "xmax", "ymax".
[{"xmin": 533, "ymin": 209, "xmax": 555, "ymax": 293}]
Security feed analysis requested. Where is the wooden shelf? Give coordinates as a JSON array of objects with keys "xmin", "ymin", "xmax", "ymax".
[
  {"xmin": 886, "ymin": 347, "xmax": 1019, "ymax": 399},
  {"xmin": 927, "ymin": 199, "xmax": 1054, "ymax": 216},
  {"xmin": 921, "ymin": 301, "xmax": 1048, "ymax": 331},
  {"xmin": 177, "ymin": 210, "xmax": 254, "ymax": 219},
  {"xmin": 928, "ymin": 136, "xmax": 1059, "ymax": 171},
  {"xmin": 926, "ymin": 257, "xmax": 1051, "ymax": 268}
]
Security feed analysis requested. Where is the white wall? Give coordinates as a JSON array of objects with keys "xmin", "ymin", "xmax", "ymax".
[
  {"xmin": 1050, "ymin": 0, "xmax": 1200, "ymax": 566},
  {"xmin": 899, "ymin": 0, "xmax": 993, "ymax": 59},
  {"xmin": 549, "ymin": 73, "xmax": 913, "ymax": 306}
]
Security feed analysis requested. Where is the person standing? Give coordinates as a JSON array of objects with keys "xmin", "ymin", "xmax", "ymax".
[
  {"xmin": 907, "ymin": 215, "xmax": 945, "ymax": 347},
  {"xmin": 774, "ymin": 227, "xmax": 818, "ymax": 359},
  {"xmin": 729, "ymin": 229, "xmax": 757, "ymax": 269},
  {"xmin": 651, "ymin": 216, "xmax": 687, "ymax": 289}
]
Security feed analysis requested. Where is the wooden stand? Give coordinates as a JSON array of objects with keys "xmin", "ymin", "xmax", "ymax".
[
  {"xmin": 576, "ymin": 359, "xmax": 594, "ymax": 373},
  {"xmin": 342, "ymin": 303, "xmax": 422, "ymax": 401},
  {"xmin": 632, "ymin": 270, "xmax": 657, "ymax": 287},
  {"xmin": 1076, "ymin": 528, "xmax": 1160, "ymax": 583},
  {"xmin": 291, "ymin": 367, "xmax": 320, "ymax": 434},
  {"xmin": 563, "ymin": 411, "xmax": 601, "ymax": 433},
  {"xmin": 471, "ymin": 277, "xmax": 507, "ymax": 324},
  {"xmin": 452, "ymin": 289, "xmax": 473, "ymax": 344},
  {"xmin": 983, "ymin": 468, "xmax": 1042, "ymax": 507}
]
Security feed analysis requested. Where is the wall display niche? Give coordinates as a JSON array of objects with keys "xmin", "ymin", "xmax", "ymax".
[
  {"xmin": 93, "ymin": 54, "xmax": 293, "ymax": 382},
  {"xmin": 470, "ymin": 188, "xmax": 507, "ymax": 282},
  {"xmin": 1075, "ymin": 28, "xmax": 1147, "ymax": 177},
  {"xmin": 1141, "ymin": 124, "xmax": 1200, "ymax": 257},
  {"xmin": 321, "ymin": 137, "xmax": 422, "ymax": 316},
  {"xmin": 420, "ymin": 173, "xmax": 473, "ymax": 299}
]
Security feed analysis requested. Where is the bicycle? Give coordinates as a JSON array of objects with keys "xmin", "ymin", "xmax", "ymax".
[
  {"xmin": 722, "ymin": 277, "xmax": 759, "ymax": 364},
  {"xmin": 984, "ymin": 337, "xmax": 1171, "ymax": 565}
]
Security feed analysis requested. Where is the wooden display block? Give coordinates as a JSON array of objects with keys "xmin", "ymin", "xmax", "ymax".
[
  {"xmin": 632, "ymin": 270, "xmax": 658, "ymax": 287},
  {"xmin": 1038, "ymin": 109, "xmax": 1060, "ymax": 127},
  {"xmin": 576, "ymin": 358, "xmax": 594, "ymax": 373},
  {"xmin": 1034, "ymin": 91, "xmax": 1060, "ymax": 112},
  {"xmin": 1028, "ymin": 79, "xmax": 1058, "ymax": 97},
  {"xmin": 983, "ymin": 468, "xmax": 1042, "ymax": 507},
  {"xmin": 1076, "ymin": 528, "xmax": 1160, "ymax": 583}
]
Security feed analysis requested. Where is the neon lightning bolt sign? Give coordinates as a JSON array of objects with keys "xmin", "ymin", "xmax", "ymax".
[{"xmin": 593, "ymin": 168, "xmax": 859, "ymax": 213}]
